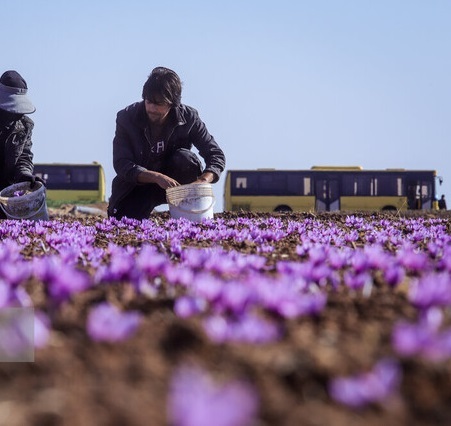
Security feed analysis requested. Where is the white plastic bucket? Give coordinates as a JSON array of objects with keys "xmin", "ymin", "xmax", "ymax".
[
  {"xmin": 0, "ymin": 181, "xmax": 49, "ymax": 221},
  {"xmin": 166, "ymin": 183, "xmax": 215, "ymax": 222}
]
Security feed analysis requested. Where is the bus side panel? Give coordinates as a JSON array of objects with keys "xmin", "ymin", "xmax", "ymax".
[
  {"xmin": 340, "ymin": 196, "xmax": 407, "ymax": 211},
  {"xmin": 229, "ymin": 196, "xmax": 315, "ymax": 212},
  {"xmin": 45, "ymin": 190, "xmax": 104, "ymax": 203}
]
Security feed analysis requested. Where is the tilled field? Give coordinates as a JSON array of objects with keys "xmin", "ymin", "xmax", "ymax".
[{"xmin": 1, "ymin": 210, "xmax": 451, "ymax": 426}]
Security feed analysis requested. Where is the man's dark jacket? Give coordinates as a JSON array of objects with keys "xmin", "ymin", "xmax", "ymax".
[
  {"xmin": 108, "ymin": 101, "xmax": 226, "ymax": 212},
  {"xmin": 0, "ymin": 116, "xmax": 34, "ymax": 189}
]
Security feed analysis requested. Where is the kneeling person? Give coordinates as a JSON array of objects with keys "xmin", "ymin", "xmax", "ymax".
[{"xmin": 108, "ymin": 67, "xmax": 226, "ymax": 220}]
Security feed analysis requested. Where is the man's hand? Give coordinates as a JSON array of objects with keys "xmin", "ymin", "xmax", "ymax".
[
  {"xmin": 17, "ymin": 174, "xmax": 46, "ymax": 188},
  {"xmin": 193, "ymin": 172, "xmax": 214, "ymax": 184},
  {"xmin": 137, "ymin": 170, "xmax": 180, "ymax": 189},
  {"xmin": 154, "ymin": 173, "xmax": 180, "ymax": 189}
]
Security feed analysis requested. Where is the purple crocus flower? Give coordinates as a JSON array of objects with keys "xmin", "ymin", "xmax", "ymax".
[
  {"xmin": 203, "ymin": 314, "xmax": 281, "ymax": 344},
  {"xmin": 0, "ymin": 239, "xmax": 25, "ymax": 272},
  {"xmin": 383, "ymin": 263, "xmax": 405, "ymax": 287},
  {"xmin": 350, "ymin": 251, "xmax": 370, "ymax": 274},
  {"xmin": 228, "ymin": 313, "xmax": 281, "ymax": 343},
  {"xmin": 365, "ymin": 242, "xmax": 391, "ymax": 264},
  {"xmin": 327, "ymin": 248, "xmax": 348, "ymax": 270},
  {"xmin": 408, "ymin": 272, "xmax": 451, "ymax": 309},
  {"xmin": 437, "ymin": 245, "xmax": 451, "ymax": 272},
  {"xmin": 392, "ymin": 320, "xmax": 433, "ymax": 357},
  {"xmin": 34, "ymin": 311, "xmax": 51, "ymax": 349},
  {"xmin": 295, "ymin": 290, "xmax": 328, "ymax": 316},
  {"xmin": 344, "ymin": 229, "xmax": 359, "ymax": 243},
  {"xmin": 168, "ymin": 364, "xmax": 259, "ymax": 426},
  {"xmin": 0, "ymin": 282, "xmax": 33, "ymax": 308},
  {"xmin": 48, "ymin": 264, "xmax": 91, "ymax": 303},
  {"xmin": 308, "ymin": 246, "xmax": 328, "ymax": 265},
  {"xmin": 86, "ymin": 302, "xmax": 141, "ymax": 342},
  {"xmin": 397, "ymin": 245, "xmax": 429, "ymax": 272},
  {"xmin": 343, "ymin": 271, "xmax": 372, "ymax": 291},
  {"xmin": 32, "ymin": 256, "xmax": 91, "ymax": 303},
  {"xmin": 99, "ymin": 245, "xmax": 138, "ymax": 282},
  {"xmin": 0, "ymin": 307, "xmax": 40, "ymax": 361},
  {"xmin": 0, "ymin": 261, "xmax": 31, "ymax": 287},
  {"xmin": 392, "ymin": 308, "xmax": 451, "ymax": 361},
  {"xmin": 191, "ymin": 271, "xmax": 223, "ymax": 296},
  {"xmin": 0, "ymin": 279, "xmax": 11, "ymax": 308},
  {"xmin": 271, "ymin": 289, "xmax": 327, "ymax": 319},
  {"xmin": 217, "ymin": 281, "xmax": 253, "ymax": 314},
  {"xmin": 174, "ymin": 296, "xmax": 206, "ymax": 318},
  {"xmin": 202, "ymin": 315, "xmax": 228, "ymax": 342},
  {"xmin": 329, "ymin": 358, "xmax": 401, "ymax": 408},
  {"xmin": 136, "ymin": 245, "xmax": 168, "ymax": 277}
]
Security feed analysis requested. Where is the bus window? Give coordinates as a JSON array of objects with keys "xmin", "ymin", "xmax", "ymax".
[
  {"xmin": 258, "ymin": 172, "xmax": 304, "ymax": 196},
  {"xmin": 303, "ymin": 177, "xmax": 312, "ymax": 196},
  {"xmin": 71, "ymin": 167, "xmax": 98, "ymax": 186},
  {"xmin": 260, "ymin": 173, "xmax": 284, "ymax": 195},
  {"xmin": 342, "ymin": 175, "xmax": 373, "ymax": 196},
  {"xmin": 232, "ymin": 173, "xmax": 259, "ymax": 195},
  {"xmin": 376, "ymin": 175, "xmax": 404, "ymax": 196}
]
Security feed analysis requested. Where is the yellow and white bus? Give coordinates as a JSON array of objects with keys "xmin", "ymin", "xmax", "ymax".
[
  {"xmin": 224, "ymin": 166, "xmax": 442, "ymax": 212},
  {"xmin": 34, "ymin": 162, "xmax": 106, "ymax": 205}
]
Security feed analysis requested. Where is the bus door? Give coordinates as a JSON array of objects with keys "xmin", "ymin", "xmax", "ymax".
[
  {"xmin": 407, "ymin": 181, "xmax": 421, "ymax": 210},
  {"xmin": 407, "ymin": 179, "xmax": 432, "ymax": 210},
  {"xmin": 315, "ymin": 176, "xmax": 340, "ymax": 211}
]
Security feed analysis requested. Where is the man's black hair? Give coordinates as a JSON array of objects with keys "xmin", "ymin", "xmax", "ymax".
[{"xmin": 142, "ymin": 67, "xmax": 182, "ymax": 106}]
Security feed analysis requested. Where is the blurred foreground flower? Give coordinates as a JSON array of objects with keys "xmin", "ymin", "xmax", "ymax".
[
  {"xmin": 329, "ymin": 358, "xmax": 401, "ymax": 408},
  {"xmin": 168, "ymin": 364, "xmax": 258, "ymax": 426},
  {"xmin": 86, "ymin": 302, "xmax": 141, "ymax": 342},
  {"xmin": 33, "ymin": 256, "xmax": 91, "ymax": 303},
  {"xmin": 408, "ymin": 272, "xmax": 451, "ymax": 310},
  {"xmin": 203, "ymin": 313, "xmax": 281, "ymax": 344},
  {"xmin": 0, "ymin": 308, "xmax": 35, "ymax": 361},
  {"xmin": 34, "ymin": 311, "xmax": 51, "ymax": 349},
  {"xmin": 392, "ymin": 308, "xmax": 451, "ymax": 361}
]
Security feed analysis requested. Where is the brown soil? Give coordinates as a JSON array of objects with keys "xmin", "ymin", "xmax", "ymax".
[{"xmin": 1, "ymin": 209, "xmax": 451, "ymax": 426}]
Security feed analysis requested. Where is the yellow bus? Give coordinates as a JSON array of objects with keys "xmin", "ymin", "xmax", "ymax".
[
  {"xmin": 224, "ymin": 166, "xmax": 442, "ymax": 212},
  {"xmin": 34, "ymin": 162, "xmax": 106, "ymax": 205}
]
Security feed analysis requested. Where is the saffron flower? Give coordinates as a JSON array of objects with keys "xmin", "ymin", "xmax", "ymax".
[
  {"xmin": 392, "ymin": 308, "xmax": 451, "ymax": 361},
  {"xmin": 86, "ymin": 302, "xmax": 141, "ymax": 342},
  {"xmin": 0, "ymin": 308, "xmax": 35, "ymax": 361},
  {"xmin": 397, "ymin": 245, "xmax": 430, "ymax": 272},
  {"xmin": 0, "ymin": 279, "xmax": 11, "ymax": 308},
  {"xmin": 32, "ymin": 256, "xmax": 91, "ymax": 303},
  {"xmin": 203, "ymin": 314, "xmax": 281, "ymax": 344},
  {"xmin": 408, "ymin": 272, "xmax": 451, "ymax": 309},
  {"xmin": 168, "ymin": 364, "xmax": 258, "ymax": 426},
  {"xmin": 34, "ymin": 311, "xmax": 51, "ymax": 349},
  {"xmin": 174, "ymin": 296, "xmax": 206, "ymax": 318},
  {"xmin": 343, "ymin": 270, "xmax": 372, "ymax": 291},
  {"xmin": 48, "ymin": 265, "xmax": 91, "ymax": 303},
  {"xmin": 329, "ymin": 358, "xmax": 401, "ymax": 408},
  {"xmin": 383, "ymin": 263, "xmax": 405, "ymax": 287}
]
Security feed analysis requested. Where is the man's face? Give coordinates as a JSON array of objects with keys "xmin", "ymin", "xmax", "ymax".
[{"xmin": 145, "ymin": 98, "xmax": 171, "ymax": 125}]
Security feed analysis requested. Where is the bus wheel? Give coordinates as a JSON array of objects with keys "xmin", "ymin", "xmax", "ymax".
[
  {"xmin": 274, "ymin": 205, "xmax": 292, "ymax": 212},
  {"xmin": 382, "ymin": 206, "xmax": 397, "ymax": 211}
]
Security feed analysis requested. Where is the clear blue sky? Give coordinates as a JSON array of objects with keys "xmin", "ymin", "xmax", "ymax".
[{"xmin": 3, "ymin": 0, "xmax": 450, "ymax": 211}]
